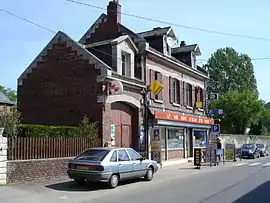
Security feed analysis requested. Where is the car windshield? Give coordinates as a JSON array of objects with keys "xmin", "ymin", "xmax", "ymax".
[
  {"xmin": 242, "ymin": 144, "xmax": 254, "ymax": 149},
  {"xmin": 256, "ymin": 144, "xmax": 265, "ymax": 149},
  {"xmin": 75, "ymin": 149, "xmax": 110, "ymax": 161}
]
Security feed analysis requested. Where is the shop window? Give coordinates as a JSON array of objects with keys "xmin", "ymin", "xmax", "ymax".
[
  {"xmin": 193, "ymin": 130, "xmax": 207, "ymax": 148},
  {"xmin": 167, "ymin": 129, "xmax": 184, "ymax": 150},
  {"xmin": 161, "ymin": 132, "xmax": 166, "ymax": 150}
]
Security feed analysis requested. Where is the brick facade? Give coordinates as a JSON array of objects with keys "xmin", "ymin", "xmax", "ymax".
[
  {"xmin": 18, "ymin": 40, "xmax": 104, "ymax": 127},
  {"xmin": 146, "ymin": 56, "xmax": 206, "ymax": 114}
]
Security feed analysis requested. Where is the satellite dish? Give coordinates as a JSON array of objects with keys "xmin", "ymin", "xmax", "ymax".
[{"xmin": 166, "ymin": 37, "xmax": 175, "ymax": 48}]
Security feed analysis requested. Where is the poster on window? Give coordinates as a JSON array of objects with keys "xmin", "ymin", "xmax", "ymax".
[
  {"xmin": 150, "ymin": 127, "xmax": 162, "ymax": 163},
  {"xmin": 194, "ymin": 130, "xmax": 207, "ymax": 148},
  {"xmin": 150, "ymin": 127, "xmax": 162, "ymax": 151}
]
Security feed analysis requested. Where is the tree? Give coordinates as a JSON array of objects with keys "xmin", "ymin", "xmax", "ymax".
[
  {"xmin": 77, "ymin": 116, "xmax": 99, "ymax": 139},
  {"xmin": 0, "ymin": 85, "xmax": 17, "ymax": 102},
  {"xmin": 204, "ymin": 47, "xmax": 257, "ymax": 95},
  {"xmin": 210, "ymin": 90, "xmax": 264, "ymax": 134},
  {"xmin": 249, "ymin": 107, "xmax": 270, "ymax": 135},
  {"xmin": 0, "ymin": 106, "xmax": 21, "ymax": 137}
]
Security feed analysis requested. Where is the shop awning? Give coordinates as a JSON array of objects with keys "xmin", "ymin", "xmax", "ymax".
[{"xmin": 156, "ymin": 119, "xmax": 211, "ymax": 129}]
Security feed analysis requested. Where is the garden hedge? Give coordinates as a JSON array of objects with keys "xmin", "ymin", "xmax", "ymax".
[{"xmin": 18, "ymin": 124, "xmax": 79, "ymax": 138}]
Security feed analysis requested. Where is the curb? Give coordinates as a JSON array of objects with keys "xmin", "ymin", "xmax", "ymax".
[{"xmin": 157, "ymin": 159, "xmax": 192, "ymax": 169}]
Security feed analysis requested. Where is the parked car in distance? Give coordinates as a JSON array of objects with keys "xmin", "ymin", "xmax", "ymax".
[
  {"xmin": 240, "ymin": 144, "xmax": 260, "ymax": 159},
  {"xmin": 67, "ymin": 147, "xmax": 159, "ymax": 188},
  {"xmin": 256, "ymin": 144, "xmax": 269, "ymax": 157}
]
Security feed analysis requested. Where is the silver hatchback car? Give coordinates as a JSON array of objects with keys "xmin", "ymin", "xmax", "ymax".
[{"xmin": 67, "ymin": 147, "xmax": 159, "ymax": 188}]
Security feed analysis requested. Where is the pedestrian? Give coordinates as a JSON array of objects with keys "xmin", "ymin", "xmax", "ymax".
[{"xmin": 216, "ymin": 137, "xmax": 222, "ymax": 162}]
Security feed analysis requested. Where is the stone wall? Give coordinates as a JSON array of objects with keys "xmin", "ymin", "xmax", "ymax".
[
  {"xmin": 7, "ymin": 157, "xmax": 72, "ymax": 184},
  {"xmin": 0, "ymin": 128, "xmax": 7, "ymax": 184},
  {"xmin": 220, "ymin": 134, "xmax": 270, "ymax": 148}
]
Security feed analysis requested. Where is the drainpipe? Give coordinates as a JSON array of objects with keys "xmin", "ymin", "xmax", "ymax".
[
  {"xmin": 142, "ymin": 54, "xmax": 150, "ymax": 159},
  {"xmin": 137, "ymin": 40, "xmax": 150, "ymax": 159}
]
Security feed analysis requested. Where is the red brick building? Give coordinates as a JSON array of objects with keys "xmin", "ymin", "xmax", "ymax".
[{"xmin": 18, "ymin": 0, "xmax": 213, "ymax": 161}]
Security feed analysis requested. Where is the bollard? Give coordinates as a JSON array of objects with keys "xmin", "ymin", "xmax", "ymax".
[
  {"xmin": 234, "ymin": 148, "xmax": 237, "ymax": 162},
  {"xmin": 214, "ymin": 149, "xmax": 217, "ymax": 166},
  {"xmin": 210, "ymin": 149, "xmax": 212, "ymax": 167},
  {"xmin": 223, "ymin": 148, "xmax": 225, "ymax": 164}
]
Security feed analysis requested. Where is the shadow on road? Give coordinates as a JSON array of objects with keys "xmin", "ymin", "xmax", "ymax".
[
  {"xmin": 45, "ymin": 179, "xmax": 142, "ymax": 192},
  {"xmin": 232, "ymin": 181, "xmax": 270, "ymax": 203}
]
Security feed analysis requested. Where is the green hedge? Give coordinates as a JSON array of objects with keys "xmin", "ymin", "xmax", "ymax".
[{"xmin": 18, "ymin": 124, "xmax": 79, "ymax": 138}]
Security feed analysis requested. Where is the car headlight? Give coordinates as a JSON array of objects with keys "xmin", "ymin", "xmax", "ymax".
[{"xmin": 249, "ymin": 150, "xmax": 254, "ymax": 153}]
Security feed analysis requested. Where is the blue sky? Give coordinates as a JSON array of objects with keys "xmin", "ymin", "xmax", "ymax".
[{"xmin": 1, "ymin": 0, "xmax": 270, "ymax": 101}]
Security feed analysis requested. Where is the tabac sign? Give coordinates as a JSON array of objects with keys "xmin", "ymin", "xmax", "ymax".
[
  {"xmin": 154, "ymin": 111, "xmax": 214, "ymax": 125},
  {"xmin": 149, "ymin": 80, "xmax": 163, "ymax": 95}
]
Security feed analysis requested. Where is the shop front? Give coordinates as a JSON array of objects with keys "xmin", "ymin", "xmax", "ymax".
[{"xmin": 152, "ymin": 110, "xmax": 214, "ymax": 161}]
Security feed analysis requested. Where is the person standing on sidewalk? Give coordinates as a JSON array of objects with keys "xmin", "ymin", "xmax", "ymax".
[{"xmin": 216, "ymin": 137, "xmax": 222, "ymax": 162}]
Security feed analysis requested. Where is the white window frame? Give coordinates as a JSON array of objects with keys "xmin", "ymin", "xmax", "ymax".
[{"xmin": 121, "ymin": 51, "xmax": 131, "ymax": 77}]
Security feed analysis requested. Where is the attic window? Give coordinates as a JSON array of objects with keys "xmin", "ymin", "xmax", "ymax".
[
  {"xmin": 191, "ymin": 52, "xmax": 196, "ymax": 68},
  {"xmin": 121, "ymin": 52, "xmax": 131, "ymax": 77}
]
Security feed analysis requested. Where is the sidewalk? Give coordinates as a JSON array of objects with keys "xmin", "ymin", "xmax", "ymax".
[{"xmin": 158, "ymin": 158, "xmax": 193, "ymax": 168}]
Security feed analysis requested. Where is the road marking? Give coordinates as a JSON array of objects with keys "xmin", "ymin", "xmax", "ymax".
[
  {"xmin": 248, "ymin": 162, "xmax": 261, "ymax": 166},
  {"xmin": 263, "ymin": 162, "xmax": 270, "ymax": 167},
  {"xmin": 234, "ymin": 163, "xmax": 248, "ymax": 166},
  {"xmin": 60, "ymin": 196, "xmax": 68, "ymax": 200}
]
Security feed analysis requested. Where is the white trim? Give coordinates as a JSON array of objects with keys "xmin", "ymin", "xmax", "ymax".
[
  {"xmin": 154, "ymin": 99, "xmax": 164, "ymax": 104},
  {"xmin": 85, "ymin": 35, "xmax": 138, "ymax": 53},
  {"xmin": 146, "ymin": 48, "xmax": 208, "ymax": 79},
  {"xmin": 106, "ymin": 94, "xmax": 140, "ymax": 108},
  {"xmin": 111, "ymin": 35, "xmax": 138, "ymax": 52}
]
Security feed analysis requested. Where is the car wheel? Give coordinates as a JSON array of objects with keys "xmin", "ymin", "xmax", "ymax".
[
  {"xmin": 108, "ymin": 174, "xmax": 119, "ymax": 189},
  {"xmin": 74, "ymin": 178, "xmax": 86, "ymax": 185},
  {"xmin": 144, "ymin": 167, "xmax": 154, "ymax": 181}
]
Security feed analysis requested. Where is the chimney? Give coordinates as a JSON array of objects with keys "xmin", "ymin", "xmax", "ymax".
[
  {"xmin": 180, "ymin": 41, "xmax": 186, "ymax": 47},
  {"xmin": 107, "ymin": 0, "xmax": 121, "ymax": 24}
]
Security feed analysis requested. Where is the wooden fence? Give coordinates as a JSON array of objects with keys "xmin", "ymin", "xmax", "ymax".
[{"xmin": 7, "ymin": 137, "xmax": 102, "ymax": 160}]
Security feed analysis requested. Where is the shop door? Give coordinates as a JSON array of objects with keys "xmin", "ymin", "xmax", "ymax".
[{"xmin": 186, "ymin": 128, "xmax": 193, "ymax": 157}]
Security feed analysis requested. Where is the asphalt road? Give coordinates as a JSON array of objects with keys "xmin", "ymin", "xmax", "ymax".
[{"xmin": 2, "ymin": 156, "xmax": 270, "ymax": 203}]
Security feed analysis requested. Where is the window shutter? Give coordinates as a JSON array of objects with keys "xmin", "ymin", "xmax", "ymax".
[
  {"xmin": 150, "ymin": 69, "xmax": 155, "ymax": 99},
  {"xmin": 183, "ymin": 81, "xmax": 186, "ymax": 105},
  {"xmin": 158, "ymin": 72, "xmax": 163, "ymax": 101},
  {"xmin": 192, "ymin": 85, "xmax": 196, "ymax": 108},
  {"xmin": 180, "ymin": 80, "xmax": 183, "ymax": 105},
  {"xmin": 203, "ymin": 88, "xmax": 206, "ymax": 109},
  {"xmin": 169, "ymin": 76, "xmax": 174, "ymax": 103}
]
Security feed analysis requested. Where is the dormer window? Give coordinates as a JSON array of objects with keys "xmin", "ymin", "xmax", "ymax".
[
  {"xmin": 111, "ymin": 35, "xmax": 137, "ymax": 79},
  {"xmin": 191, "ymin": 52, "xmax": 196, "ymax": 68},
  {"xmin": 121, "ymin": 51, "xmax": 131, "ymax": 77}
]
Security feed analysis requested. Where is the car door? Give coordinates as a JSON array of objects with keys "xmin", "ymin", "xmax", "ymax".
[
  {"xmin": 126, "ymin": 148, "xmax": 147, "ymax": 178},
  {"xmin": 117, "ymin": 149, "xmax": 134, "ymax": 180}
]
